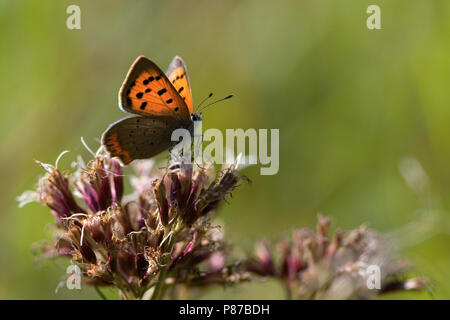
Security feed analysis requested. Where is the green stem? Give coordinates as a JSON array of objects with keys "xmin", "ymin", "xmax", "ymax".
[
  {"xmin": 94, "ymin": 286, "xmax": 108, "ymax": 300},
  {"xmin": 151, "ymin": 221, "xmax": 182, "ymax": 300}
]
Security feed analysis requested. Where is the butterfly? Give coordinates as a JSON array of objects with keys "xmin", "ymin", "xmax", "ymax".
[{"xmin": 101, "ymin": 55, "xmax": 201, "ymax": 165}]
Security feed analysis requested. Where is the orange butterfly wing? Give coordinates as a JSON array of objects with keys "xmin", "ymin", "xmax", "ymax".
[
  {"xmin": 166, "ymin": 56, "xmax": 194, "ymax": 114},
  {"xmin": 119, "ymin": 56, "xmax": 191, "ymax": 121}
]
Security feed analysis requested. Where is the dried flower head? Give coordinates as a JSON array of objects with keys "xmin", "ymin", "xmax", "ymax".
[
  {"xmin": 19, "ymin": 149, "xmax": 247, "ymax": 299},
  {"xmin": 19, "ymin": 148, "xmax": 425, "ymax": 300},
  {"xmin": 243, "ymin": 215, "xmax": 426, "ymax": 300}
]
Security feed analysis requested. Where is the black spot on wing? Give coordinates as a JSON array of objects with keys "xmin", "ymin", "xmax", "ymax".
[{"xmin": 143, "ymin": 76, "xmax": 154, "ymax": 85}]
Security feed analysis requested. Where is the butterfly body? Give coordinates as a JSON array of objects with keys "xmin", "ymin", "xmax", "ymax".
[{"xmin": 102, "ymin": 56, "xmax": 197, "ymax": 165}]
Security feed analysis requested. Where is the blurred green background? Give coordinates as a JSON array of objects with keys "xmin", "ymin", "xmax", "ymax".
[{"xmin": 1, "ymin": 0, "xmax": 449, "ymax": 299}]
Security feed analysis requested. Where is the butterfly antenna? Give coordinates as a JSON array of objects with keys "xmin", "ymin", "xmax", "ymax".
[
  {"xmin": 194, "ymin": 92, "xmax": 213, "ymax": 113},
  {"xmin": 198, "ymin": 94, "xmax": 233, "ymax": 113}
]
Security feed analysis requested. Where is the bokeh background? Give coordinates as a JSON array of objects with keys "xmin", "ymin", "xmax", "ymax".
[{"xmin": 1, "ymin": 0, "xmax": 449, "ymax": 299}]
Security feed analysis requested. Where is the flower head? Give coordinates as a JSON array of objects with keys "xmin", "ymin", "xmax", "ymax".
[
  {"xmin": 20, "ymin": 149, "xmax": 245, "ymax": 299},
  {"xmin": 243, "ymin": 215, "xmax": 426, "ymax": 299},
  {"xmin": 19, "ymin": 148, "xmax": 424, "ymax": 300}
]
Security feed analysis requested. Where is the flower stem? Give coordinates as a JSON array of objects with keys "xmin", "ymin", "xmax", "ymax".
[
  {"xmin": 151, "ymin": 237, "xmax": 175, "ymax": 299},
  {"xmin": 151, "ymin": 221, "xmax": 182, "ymax": 300},
  {"xmin": 95, "ymin": 286, "xmax": 108, "ymax": 300}
]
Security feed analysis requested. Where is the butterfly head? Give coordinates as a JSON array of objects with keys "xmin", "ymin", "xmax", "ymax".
[{"xmin": 191, "ymin": 112, "xmax": 202, "ymax": 122}]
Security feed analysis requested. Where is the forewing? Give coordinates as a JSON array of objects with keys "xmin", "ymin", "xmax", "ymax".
[
  {"xmin": 101, "ymin": 116, "xmax": 185, "ymax": 165},
  {"xmin": 166, "ymin": 56, "xmax": 194, "ymax": 114},
  {"xmin": 119, "ymin": 56, "xmax": 191, "ymax": 120}
]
